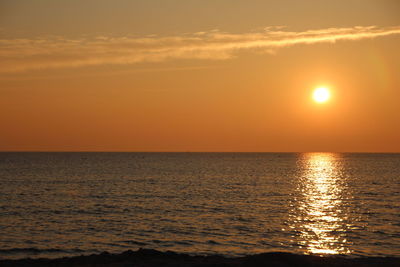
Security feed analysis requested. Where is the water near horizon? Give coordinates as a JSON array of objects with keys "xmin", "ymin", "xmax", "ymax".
[{"xmin": 0, "ymin": 152, "xmax": 399, "ymax": 260}]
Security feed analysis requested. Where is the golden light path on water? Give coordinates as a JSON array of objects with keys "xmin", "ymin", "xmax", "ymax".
[{"xmin": 291, "ymin": 153, "xmax": 352, "ymax": 255}]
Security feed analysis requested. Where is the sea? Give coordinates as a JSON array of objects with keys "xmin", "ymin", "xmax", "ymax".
[{"xmin": 0, "ymin": 152, "xmax": 399, "ymax": 260}]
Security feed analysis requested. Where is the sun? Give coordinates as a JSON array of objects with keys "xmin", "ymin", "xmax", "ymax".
[{"xmin": 313, "ymin": 87, "xmax": 331, "ymax": 103}]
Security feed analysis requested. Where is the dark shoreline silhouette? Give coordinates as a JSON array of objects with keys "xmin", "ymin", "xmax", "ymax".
[{"xmin": 1, "ymin": 249, "xmax": 399, "ymax": 267}]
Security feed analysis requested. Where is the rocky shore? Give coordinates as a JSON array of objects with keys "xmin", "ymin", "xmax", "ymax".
[{"xmin": 1, "ymin": 248, "xmax": 399, "ymax": 267}]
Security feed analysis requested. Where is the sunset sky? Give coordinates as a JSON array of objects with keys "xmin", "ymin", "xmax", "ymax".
[{"xmin": 1, "ymin": 0, "xmax": 400, "ymax": 152}]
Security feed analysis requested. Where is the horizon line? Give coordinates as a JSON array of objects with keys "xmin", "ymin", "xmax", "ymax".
[{"xmin": 0, "ymin": 151, "xmax": 399, "ymax": 154}]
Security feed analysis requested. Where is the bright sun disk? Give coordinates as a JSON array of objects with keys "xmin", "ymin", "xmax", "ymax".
[{"xmin": 313, "ymin": 87, "xmax": 330, "ymax": 103}]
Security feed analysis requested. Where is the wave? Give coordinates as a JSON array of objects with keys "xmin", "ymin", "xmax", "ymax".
[{"xmin": 0, "ymin": 247, "xmax": 85, "ymax": 254}]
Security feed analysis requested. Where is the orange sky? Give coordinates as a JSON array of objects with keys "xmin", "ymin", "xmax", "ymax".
[{"xmin": 1, "ymin": 0, "xmax": 400, "ymax": 152}]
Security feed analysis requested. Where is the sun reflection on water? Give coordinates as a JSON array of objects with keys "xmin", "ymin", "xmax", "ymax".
[{"xmin": 291, "ymin": 153, "xmax": 352, "ymax": 255}]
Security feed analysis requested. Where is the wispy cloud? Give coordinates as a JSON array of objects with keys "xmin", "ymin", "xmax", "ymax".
[{"xmin": 1, "ymin": 25, "xmax": 400, "ymax": 73}]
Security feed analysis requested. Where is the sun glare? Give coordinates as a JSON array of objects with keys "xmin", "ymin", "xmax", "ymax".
[{"xmin": 313, "ymin": 87, "xmax": 331, "ymax": 103}]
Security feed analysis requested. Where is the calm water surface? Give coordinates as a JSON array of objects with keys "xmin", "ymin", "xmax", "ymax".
[{"xmin": 0, "ymin": 153, "xmax": 399, "ymax": 259}]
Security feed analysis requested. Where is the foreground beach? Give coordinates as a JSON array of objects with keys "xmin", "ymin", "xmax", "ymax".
[{"xmin": 1, "ymin": 249, "xmax": 399, "ymax": 267}]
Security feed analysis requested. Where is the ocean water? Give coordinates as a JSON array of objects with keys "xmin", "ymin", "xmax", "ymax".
[{"xmin": 0, "ymin": 152, "xmax": 399, "ymax": 260}]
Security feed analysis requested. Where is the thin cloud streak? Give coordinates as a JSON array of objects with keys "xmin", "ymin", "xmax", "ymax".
[{"xmin": 1, "ymin": 25, "xmax": 400, "ymax": 73}]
